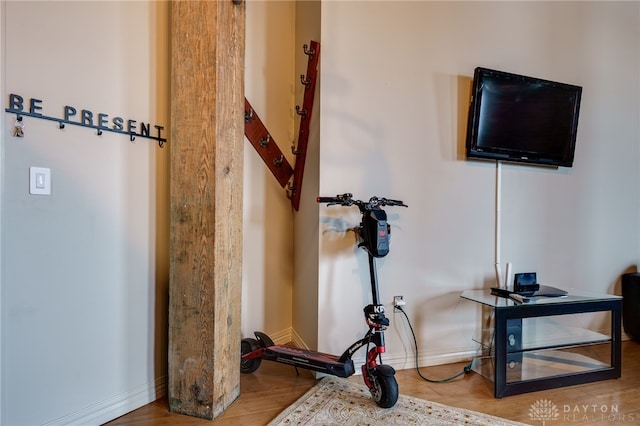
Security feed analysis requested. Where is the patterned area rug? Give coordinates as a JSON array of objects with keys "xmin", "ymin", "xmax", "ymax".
[{"xmin": 268, "ymin": 376, "xmax": 530, "ymax": 425}]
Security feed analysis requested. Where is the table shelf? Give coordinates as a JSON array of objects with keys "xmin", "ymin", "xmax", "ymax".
[{"xmin": 472, "ymin": 321, "xmax": 612, "ymax": 352}]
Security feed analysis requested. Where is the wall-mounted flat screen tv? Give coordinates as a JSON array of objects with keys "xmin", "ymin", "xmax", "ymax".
[{"xmin": 466, "ymin": 67, "xmax": 582, "ymax": 167}]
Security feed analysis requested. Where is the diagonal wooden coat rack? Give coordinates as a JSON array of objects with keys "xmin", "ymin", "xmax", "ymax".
[{"xmin": 244, "ymin": 40, "xmax": 320, "ymax": 211}]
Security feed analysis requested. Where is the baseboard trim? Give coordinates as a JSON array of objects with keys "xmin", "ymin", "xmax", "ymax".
[
  {"xmin": 345, "ymin": 347, "xmax": 476, "ymax": 376},
  {"xmin": 384, "ymin": 347, "xmax": 476, "ymax": 372},
  {"xmin": 43, "ymin": 376, "xmax": 167, "ymax": 426}
]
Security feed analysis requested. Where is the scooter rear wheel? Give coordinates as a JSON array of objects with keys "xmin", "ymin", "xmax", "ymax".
[
  {"xmin": 240, "ymin": 337, "xmax": 262, "ymax": 374},
  {"xmin": 370, "ymin": 371, "xmax": 399, "ymax": 408}
]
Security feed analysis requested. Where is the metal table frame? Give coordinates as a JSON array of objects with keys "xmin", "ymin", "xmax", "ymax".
[{"xmin": 461, "ymin": 290, "xmax": 622, "ymax": 398}]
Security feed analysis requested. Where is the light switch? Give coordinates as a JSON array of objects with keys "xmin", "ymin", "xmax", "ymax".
[
  {"xmin": 30, "ymin": 167, "xmax": 51, "ymax": 195},
  {"xmin": 36, "ymin": 173, "xmax": 46, "ymax": 189}
]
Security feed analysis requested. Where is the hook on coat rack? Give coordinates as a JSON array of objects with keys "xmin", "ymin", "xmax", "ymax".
[
  {"xmin": 300, "ymin": 74, "xmax": 311, "ymax": 88},
  {"xmin": 286, "ymin": 182, "xmax": 297, "ymax": 199},
  {"xmin": 244, "ymin": 107, "xmax": 254, "ymax": 123},
  {"xmin": 295, "ymin": 105, "xmax": 307, "ymax": 117},
  {"xmin": 259, "ymin": 134, "xmax": 271, "ymax": 148},
  {"xmin": 303, "ymin": 44, "xmax": 315, "ymax": 57}
]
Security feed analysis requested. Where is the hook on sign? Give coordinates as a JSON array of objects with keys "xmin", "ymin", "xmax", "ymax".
[{"xmin": 13, "ymin": 116, "xmax": 24, "ymax": 137}]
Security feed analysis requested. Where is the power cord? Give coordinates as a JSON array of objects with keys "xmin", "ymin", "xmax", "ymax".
[{"xmin": 396, "ymin": 305, "xmax": 473, "ymax": 383}]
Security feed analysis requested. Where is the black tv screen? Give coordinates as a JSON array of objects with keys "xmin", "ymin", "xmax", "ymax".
[{"xmin": 466, "ymin": 67, "xmax": 582, "ymax": 167}]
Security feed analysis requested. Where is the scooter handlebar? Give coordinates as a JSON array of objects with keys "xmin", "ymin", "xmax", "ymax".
[
  {"xmin": 378, "ymin": 197, "xmax": 408, "ymax": 207},
  {"xmin": 317, "ymin": 194, "xmax": 407, "ymax": 209},
  {"xmin": 316, "ymin": 193, "xmax": 354, "ymax": 206}
]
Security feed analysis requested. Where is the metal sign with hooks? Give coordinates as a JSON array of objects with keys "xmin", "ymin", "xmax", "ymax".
[
  {"xmin": 5, "ymin": 93, "xmax": 167, "ymax": 147},
  {"xmin": 244, "ymin": 40, "xmax": 320, "ymax": 211}
]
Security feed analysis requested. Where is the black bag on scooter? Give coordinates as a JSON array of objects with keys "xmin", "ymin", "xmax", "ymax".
[{"xmin": 360, "ymin": 209, "xmax": 390, "ymax": 258}]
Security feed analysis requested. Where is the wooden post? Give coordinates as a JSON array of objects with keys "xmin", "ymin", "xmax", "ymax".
[{"xmin": 168, "ymin": 0, "xmax": 245, "ymax": 420}]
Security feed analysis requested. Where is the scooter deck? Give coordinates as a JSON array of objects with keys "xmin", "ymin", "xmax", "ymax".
[{"xmin": 263, "ymin": 345, "xmax": 355, "ymax": 378}]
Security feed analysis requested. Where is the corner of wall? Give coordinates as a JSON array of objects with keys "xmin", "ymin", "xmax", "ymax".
[{"xmin": 292, "ymin": 0, "xmax": 321, "ymax": 350}]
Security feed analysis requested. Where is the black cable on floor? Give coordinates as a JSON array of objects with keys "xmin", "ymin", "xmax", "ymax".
[{"xmin": 396, "ymin": 305, "xmax": 473, "ymax": 383}]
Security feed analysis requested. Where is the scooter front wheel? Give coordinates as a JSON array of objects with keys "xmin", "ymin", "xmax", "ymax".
[
  {"xmin": 240, "ymin": 337, "xmax": 262, "ymax": 374},
  {"xmin": 369, "ymin": 371, "xmax": 399, "ymax": 408}
]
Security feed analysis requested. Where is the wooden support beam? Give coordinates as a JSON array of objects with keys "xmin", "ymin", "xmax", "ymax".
[{"xmin": 169, "ymin": 0, "xmax": 245, "ymax": 420}]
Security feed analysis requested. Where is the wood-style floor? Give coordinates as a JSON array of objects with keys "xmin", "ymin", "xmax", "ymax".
[{"xmin": 106, "ymin": 340, "xmax": 640, "ymax": 425}]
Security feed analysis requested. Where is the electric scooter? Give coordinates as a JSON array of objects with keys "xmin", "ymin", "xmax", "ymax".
[{"xmin": 240, "ymin": 193, "xmax": 407, "ymax": 408}]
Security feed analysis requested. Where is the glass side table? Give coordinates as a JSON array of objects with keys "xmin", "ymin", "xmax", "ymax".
[{"xmin": 461, "ymin": 289, "xmax": 622, "ymax": 397}]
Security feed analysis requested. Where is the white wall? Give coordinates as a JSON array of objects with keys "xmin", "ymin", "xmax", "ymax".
[
  {"xmin": 292, "ymin": 1, "xmax": 321, "ymax": 350},
  {"xmin": 242, "ymin": 0, "xmax": 322, "ymax": 351},
  {"xmin": 1, "ymin": 2, "xmax": 170, "ymax": 424},
  {"xmin": 318, "ymin": 1, "xmax": 640, "ymax": 368},
  {"xmin": 0, "ymin": 2, "xmax": 5, "ymax": 422},
  {"xmin": 242, "ymin": 0, "xmax": 297, "ymax": 343}
]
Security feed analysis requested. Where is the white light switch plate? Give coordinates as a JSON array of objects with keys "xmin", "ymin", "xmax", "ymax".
[{"xmin": 30, "ymin": 167, "xmax": 51, "ymax": 195}]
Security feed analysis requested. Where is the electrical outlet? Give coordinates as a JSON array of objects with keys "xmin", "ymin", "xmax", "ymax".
[{"xmin": 393, "ymin": 295, "xmax": 405, "ymax": 311}]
